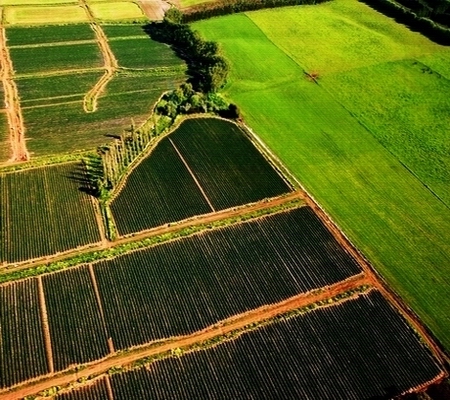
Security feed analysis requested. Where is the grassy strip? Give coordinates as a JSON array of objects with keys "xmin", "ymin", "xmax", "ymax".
[
  {"xmin": 0, "ymin": 152, "xmax": 94, "ymax": 173},
  {"xmin": 0, "ymin": 198, "xmax": 303, "ymax": 284}
]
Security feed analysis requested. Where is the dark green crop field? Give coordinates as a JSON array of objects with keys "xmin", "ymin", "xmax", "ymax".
[
  {"xmin": 0, "ymin": 279, "xmax": 48, "ymax": 389},
  {"xmin": 54, "ymin": 290, "xmax": 443, "ymax": 400},
  {"xmin": 111, "ymin": 118, "xmax": 291, "ymax": 235},
  {"xmin": 6, "ymin": 24, "xmax": 95, "ymax": 46},
  {"xmin": 96, "ymin": 207, "xmax": 361, "ymax": 349},
  {"xmin": 0, "ymin": 163, "xmax": 101, "ymax": 263},
  {"xmin": 193, "ymin": 0, "xmax": 450, "ymax": 349},
  {"xmin": 108, "ymin": 37, "xmax": 185, "ymax": 70},
  {"xmin": 10, "ymin": 43, "xmax": 102, "ymax": 75},
  {"xmin": 111, "ymin": 138, "xmax": 213, "ymax": 236}
]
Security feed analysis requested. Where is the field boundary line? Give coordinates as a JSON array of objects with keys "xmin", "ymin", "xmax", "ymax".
[
  {"xmin": 169, "ymin": 137, "xmax": 216, "ymax": 212},
  {"xmin": 0, "ymin": 192, "xmax": 304, "ymax": 279},
  {"xmin": 0, "ymin": 25, "xmax": 29, "ymax": 162},
  {"xmin": 37, "ymin": 276, "xmax": 55, "ymax": 375},
  {"xmin": 88, "ymin": 263, "xmax": 115, "ymax": 354},
  {"xmin": 105, "ymin": 374, "xmax": 114, "ymax": 400},
  {"xmin": 0, "ymin": 276, "xmax": 373, "ymax": 399},
  {"xmin": 9, "ymin": 39, "xmax": 97, "ymax": 49},
  {"xmin": 81, "ymin": 0, "xmax": 118, "ymax": 113}
]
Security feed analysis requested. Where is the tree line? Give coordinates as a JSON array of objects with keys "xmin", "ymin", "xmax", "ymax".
[
  {"xmin": 360, "ymin": 0, "xmax": 450, "ymax": 44},
  {"xmin": 182, "ymin": 0, "xmax": 332, "ymax": 22}
]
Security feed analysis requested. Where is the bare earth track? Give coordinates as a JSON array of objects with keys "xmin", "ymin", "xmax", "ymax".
[
  {"xmin": 80, "ymin": 0, "xmax": 118, "ymax": 113},
  {"xmin": 0, "ymin": 25, "xmax": 29, "ymax": 162}
]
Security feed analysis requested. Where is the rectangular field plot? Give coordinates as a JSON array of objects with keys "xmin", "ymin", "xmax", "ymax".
[
  {"xmin": 17, "ymin": 72, "xmax": 103, "ymax": 106},
  {"xmin": 10, "ymin": 43, "xmax": 102, "ymax": 75},
  {"xmin": 0, "ymin": 112, "xmax": 10, "ymax": 163},
  {"xmin": 0, "ymin": 279, "xmax": 48, "ymax": 389},
  {"xmin": 108, "ymin": 291, "xmax": 443, "ymax": 400},
  {"xmin": 101, "ymin": 24, "xmax": 148, "ymax": 38},
  {"xmin": 108, "ymin": 37, "xmax": 184, "ymax": 69},
  {"xmin": 95, "ymin": 207, "xmax": 362, "ymax": 350},
  {"xmin": 43, "ymin": 266, "xmax": 109, "ymax": 371},
  {"xmin": 3, "ymin": 5, "xmax": 89, "ymax": 25},
  {"xmin": 90, "ymin": 2, "xmax": 146, "ymax": 21},
  {"xmin": 22, "ymin": 86, "xmax": 170, "ymax": 156},
  {"xmin": 0, "ymin": 163, "xmax": 101, "ymax": 263},
  {"xmin": 171, "ymin": 118, "xmax": 292, "ymax": 210},
  {"xmin": 111, "ymin": 138, "xmax": 213, "ymax": 236},
  {"xmin": 6, "ymin": 24, "xmax": 95, "ymax": 47}
]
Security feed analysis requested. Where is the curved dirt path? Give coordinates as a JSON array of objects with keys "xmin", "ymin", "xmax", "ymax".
[
  {"xmin": 0, "ymin": 25, "xmax": 29, "ymax": 162},
  {"xmin": 0, "ymin": 274, "xmax": 371, "ymax": 400},
  {"xmin": 80, "ymin": 1, "xmax": 118, "ymax": 113}
]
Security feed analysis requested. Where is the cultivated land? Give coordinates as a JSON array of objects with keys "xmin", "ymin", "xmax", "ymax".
[
  {"xmin": 0, "ymin": 163, "xmax": 101, "ymax": 263},
  {"xmin": 0, "ymin": 0, "xmax": 448, "ymax": 398},
  {"xmin": 57, "ymin": 291, "xmax": 442, "ymax": 400},
  {"xmin": 193, "ymin": 0, "xmax": 450, "ymax": 350},
  {"xmin": 110, "ymin": 118, "xmax": 291, "ymax": 236},
  {"xmin": 4, "ymin": 23, "xmax": 185, "ymax": 158}
]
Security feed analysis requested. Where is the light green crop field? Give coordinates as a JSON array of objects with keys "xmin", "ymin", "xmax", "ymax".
[
  {"xmin": 0, "ymin": 0, "xmax": 76, "ymax": 4},
  {"xmin": 89, "ymin": 2, "xmax": 147, "ymax": 21},
  {"xmin": 3, "ymin": 5, "xmax": 89, "ymax": 25},
  {"xmin": 179, "ymin": 0, "xmax": 215, "ymax": 8},
  {"xmin": 193, "ymin": 2, "xmax": 450, "ymax": 350}
]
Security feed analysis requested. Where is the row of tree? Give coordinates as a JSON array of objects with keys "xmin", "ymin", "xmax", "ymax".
[
  {"xmin": 182, "ymin": 0, "xmax": 331, "ymax": 22},
  {"xmin": 90, "ymin": 14, "xmax": 233, "ymax": 197},
  {"xmin": 144, "ymin": 11, "xmax": 229, "ymax": 93},
  {"xmin": 360, "ymin": 0, "xmax": 450, "ymax": 44}
]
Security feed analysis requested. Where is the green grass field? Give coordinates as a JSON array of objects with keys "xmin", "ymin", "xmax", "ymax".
[
  {"xmin": 89, "ymin": 2, "xmax": 147, "ymax": 21},
  {"xmin": 3, "ymin": 5, "xmax": 89, "ymax": 25},
  {"xmin": 0, "ymin": 0, "xmax": 76, "ymax": 4},
  {"xmin": 193, "ymin": 2, "xmax": 450, "ymax": 350}
]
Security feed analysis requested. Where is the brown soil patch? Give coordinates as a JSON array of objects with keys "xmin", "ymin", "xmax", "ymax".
[
  {"xmin": 0, "ymin": 26, "xmax": 29, "ymax": 162},
  {"xmin": 37, "ymin": 276, "xmax": 54, "ymax": 374},
  {"xmin": 139, "ymin": 0, "xmax": 171, "ymax": 21},
  {"xmin": 80, "ymin": 1, "xmax": 118, "ymax": 113}
]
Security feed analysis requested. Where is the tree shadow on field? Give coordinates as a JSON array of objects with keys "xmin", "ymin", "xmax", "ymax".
[
  {"xmin": 65, "ymin": 156, "xmax": 102, "ymax": 197},
  {"xmin": 367, "ymin": 385, "xmax": 401, "ymax": 399},
  {"xmin": 359, "ymin": 0, "xmax": 450, "ymax": 46}
]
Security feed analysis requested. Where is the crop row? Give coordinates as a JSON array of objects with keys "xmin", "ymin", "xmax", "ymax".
[
  {"xmin": 10, "ymin": 43, "xmax": 102, "ymax": 76},
  {"xmin": 43, "ymin": 266, "xmax": 109, "ymax": 371},
  {"xmin": 111, "ymin": 137, "xmax": 213, "ymax": 236},
  {"xmin": 0, "ymin": 280, "xmax": 48, "ymax": 388},
  {"xmin": 110, "ymin": 118, "xmax": 291, "ymax": 236},
  {"xmin": 55, "ymin": 290, "xmax": 443, "ymax": 399},
  {"xmin": 0, "ymin": 163, "xmax": 101, "ymax": 263},
  {"xmin": 170, "ymin": 118, "xmax": 291, "ymax": 210},
  {"xmin": 6, "ymin": 24, "xmax": 95, "ymax": 47},
  {"xmin": 95, "ymin": 206, "xmax": 361, "ymax": 349}
]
